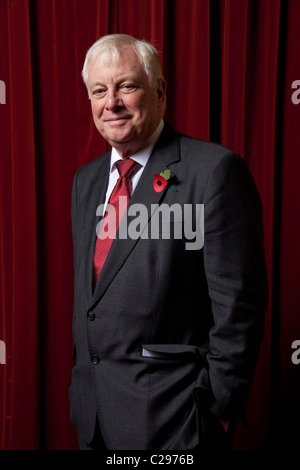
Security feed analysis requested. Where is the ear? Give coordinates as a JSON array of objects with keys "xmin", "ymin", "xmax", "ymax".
[{"xmin": 157, "ymin": 78, "xmax": 167, "ymax": 103}]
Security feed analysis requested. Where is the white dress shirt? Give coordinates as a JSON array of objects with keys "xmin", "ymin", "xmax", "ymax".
[{"xmin": 102, "ymin": 120, "xmax": 164, "ymax": 211}]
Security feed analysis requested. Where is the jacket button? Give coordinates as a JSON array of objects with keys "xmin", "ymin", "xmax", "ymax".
[
  {"xmin": 88, "ymin": 311, "xmax": 95, "ymax": 321},
  {"xmin": 91, "ymin": 355, "xmax": 100, "ymax": 365}
]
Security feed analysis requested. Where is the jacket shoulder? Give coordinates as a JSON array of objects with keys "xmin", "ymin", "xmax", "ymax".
[
  {"xmin": 74, "ymin": 151, "xmax": 111, "ymax": 182},
  {"xmin": 174, "ymin": 131, "xmax": 249, "ymax": 182},
  {"xmin": 179, "ymin": 132, "xmax": 239, "ymax": 162}
]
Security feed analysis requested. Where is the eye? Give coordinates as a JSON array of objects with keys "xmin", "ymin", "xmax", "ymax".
[
  {"xmin": 92, "ymin": 88, "xmax": 106, "ymax": 98},
  {"xmin": 120, "ymin": 84, "xmax": 138, "ymax": 93}
]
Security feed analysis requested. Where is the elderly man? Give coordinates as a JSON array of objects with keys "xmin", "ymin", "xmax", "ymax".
[{"xmin": 69, "ymin": 34, "xmax": 268, "ymax": 451}]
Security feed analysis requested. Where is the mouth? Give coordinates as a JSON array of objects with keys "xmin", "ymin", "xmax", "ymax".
[{"xmin": 105, "ymin": 116, "xmax": 131, "ymax": 124}]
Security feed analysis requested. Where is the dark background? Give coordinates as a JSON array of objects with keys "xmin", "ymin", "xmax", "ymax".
[{"xmin": 0, "ymin": 0, "xmax": 299, "ymax": 450}]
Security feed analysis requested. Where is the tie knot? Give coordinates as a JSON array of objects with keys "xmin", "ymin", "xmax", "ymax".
[{"xmin": 116, "ymin": 158, "xmax": 139, "ymax": 179}]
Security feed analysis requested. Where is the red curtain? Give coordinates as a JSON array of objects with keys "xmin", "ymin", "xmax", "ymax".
[{"xmin": 0, "ymin": 0, "xmax": 299, "ymax": 450}]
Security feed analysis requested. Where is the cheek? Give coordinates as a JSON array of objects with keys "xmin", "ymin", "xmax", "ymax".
[
  {"xmin": 91, "ymin": 101, "xmax": 103, "ymax": 119},
  {"xmin": 138, "ymin": 93, "xmax": 159, "ymax": 117},
  {"xmin": 126, "ymin": 93, "xmax": 148, "ymax": 114}
]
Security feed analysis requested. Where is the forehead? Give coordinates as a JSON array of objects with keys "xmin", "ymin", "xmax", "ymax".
[{"xmin": 88, "ymin": 46, "xmax": 147, "ymax": 84}]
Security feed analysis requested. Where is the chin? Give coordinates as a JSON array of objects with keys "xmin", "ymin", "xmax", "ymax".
[
  {"xmin": 106, "ymin": 129, "xmax": 136, "ymax": 144},
  {"xmin": 107, "ymin": 135, "xmax": 131, "ymax": 146}
]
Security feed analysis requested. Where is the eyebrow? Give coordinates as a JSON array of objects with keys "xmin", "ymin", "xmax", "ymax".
[{"xmin": 89, "ymin": 75, "xmax": 141, "ymax": 88}]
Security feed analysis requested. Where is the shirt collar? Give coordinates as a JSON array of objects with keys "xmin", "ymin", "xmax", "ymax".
[{"xmin": 110, "ymin": 120, "xmax": 164, "ymax": 173}]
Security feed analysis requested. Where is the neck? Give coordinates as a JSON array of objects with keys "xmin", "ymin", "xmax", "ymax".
[{"xmin": 113, "ymin": 120, "xmax": 164, "ymax": 159}]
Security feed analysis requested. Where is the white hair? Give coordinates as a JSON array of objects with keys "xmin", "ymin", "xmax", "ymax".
[{"xmin": 82, "ymin": 34, "xmax": 164, "ymax": 95}]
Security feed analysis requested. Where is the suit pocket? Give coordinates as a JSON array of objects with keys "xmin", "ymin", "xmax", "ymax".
[
  {"xmin": 140, "ymin": 343, "xmax": 208, "ymax": 449},
  {"xmin": 141, "ymin": 343, "xmax": 208, "ymax": 363}
]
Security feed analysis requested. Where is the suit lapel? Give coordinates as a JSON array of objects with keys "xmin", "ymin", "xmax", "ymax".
[
  {"xmin": 81, "ymin": 153, "xmax": 111, "ymax": 303},
  {"xmin": 91, "ymin": 124, "xmax": 181, "ymax": 307}
]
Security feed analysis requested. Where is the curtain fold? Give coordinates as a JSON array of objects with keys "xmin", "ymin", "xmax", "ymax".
[
  {"xmin": 277, "ymin": 0, "xmax": 300, "ymax": 448},
  {"xmin": 218, "ymin": 0, "xmax": 284, "ymax": 448},
  {"xmin": 0, "ymin": 0, "xmax": 299, "ymax": 450},
  {"xmin": 0, "ymin": 0, "xmax": 40, "ymax": 449}
]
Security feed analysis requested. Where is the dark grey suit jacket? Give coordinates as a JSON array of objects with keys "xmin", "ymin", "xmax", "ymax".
[{"xmin": 69, "ymin": 122, "xmax": 268, "ymax": 450}]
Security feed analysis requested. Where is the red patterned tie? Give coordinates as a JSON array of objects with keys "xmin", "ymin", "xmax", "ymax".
[{"xmin": 93, "ymin": 158, "xmax": 139, "ymax": 287}]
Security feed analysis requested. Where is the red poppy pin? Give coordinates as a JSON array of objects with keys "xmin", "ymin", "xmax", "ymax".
[{"xmin": 153, "ymin": 169, "xmax": 177, "ymax": 193}]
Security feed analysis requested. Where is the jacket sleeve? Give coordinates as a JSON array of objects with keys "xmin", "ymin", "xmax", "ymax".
[
  {"xmin": 197, "ymin": 151, "xmax": 268, "ymax": 422},
  {"xmin": 71, "ymin": 169, "xmax": 79, "ymax": 272}
]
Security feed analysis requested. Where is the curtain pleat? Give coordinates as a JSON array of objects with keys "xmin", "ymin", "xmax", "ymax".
[
  {"xmin": 0, "ymin": 0, "xmax": 299, "ymax": 450},
  {"xmin": 219, "ymin": 0, "xmax": 283, "ymax": 448},
  {"xmin": 1, "ymin": 0, "xmax": 39, "ymax": 450},
  {"xmin": 277, "ymin": 0, "xmax": 300, "ymax": 449}
]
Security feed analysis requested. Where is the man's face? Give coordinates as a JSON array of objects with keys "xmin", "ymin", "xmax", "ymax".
[{"xmin": 88, "ymin": 46, "xmax": 166, "ymax": 158}]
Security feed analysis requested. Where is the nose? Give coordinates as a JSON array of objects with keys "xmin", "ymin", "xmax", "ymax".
[{"xmin": 105, "ymin": 88, "xmax": 123, "ymax": 111}]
